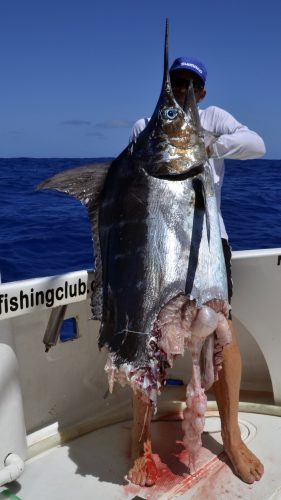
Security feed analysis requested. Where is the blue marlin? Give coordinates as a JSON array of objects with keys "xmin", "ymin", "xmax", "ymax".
[{"xmin": 39, "ymin": 20, "xmax": 231, "ymax": 459}]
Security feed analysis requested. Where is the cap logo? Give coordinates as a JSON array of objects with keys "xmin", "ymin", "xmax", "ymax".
[{"xmin": 180, "ymin": 62, "xmax": 203, "ymax": 74}]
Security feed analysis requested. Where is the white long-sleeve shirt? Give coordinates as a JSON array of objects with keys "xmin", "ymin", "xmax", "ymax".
[{"xmin": 129, "ymin": 106, "xmax": 266, "ymax": 239}]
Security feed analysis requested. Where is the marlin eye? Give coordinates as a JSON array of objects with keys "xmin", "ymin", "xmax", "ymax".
[{"xmin": 163, "ymin": 108, "xmax": 178, "ymax": 120}]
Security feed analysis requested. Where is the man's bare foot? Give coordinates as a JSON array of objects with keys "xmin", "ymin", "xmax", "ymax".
[
  {"xmin": 224, "ymin": 438, "xmax": 264, "ymax": 484},
  {"xmin": 128, "ymin": 440, "xmax": 158, "ymax": 487}
]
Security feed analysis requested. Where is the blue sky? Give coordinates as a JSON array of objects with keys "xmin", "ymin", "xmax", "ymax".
[{"xmin": 1, "ymin": 0, "xmax": 280, "ymax": 158}]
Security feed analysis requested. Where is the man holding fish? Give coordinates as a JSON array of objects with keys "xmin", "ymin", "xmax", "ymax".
[
  {"xmin": 128, "ymin": 56, "xmax": 265, "ymax": 487},
  {"xmin": 39, "ymin": 25, "xmax": 266, "ymax": 490}
]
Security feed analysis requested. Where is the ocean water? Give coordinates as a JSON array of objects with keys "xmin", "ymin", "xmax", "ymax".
[{"xmin": 0, "ymin": 158, "xmax": 280, "ymax": 284}]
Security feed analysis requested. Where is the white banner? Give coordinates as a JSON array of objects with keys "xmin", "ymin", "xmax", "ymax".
[{"xmin": 0, "ymin": 270, "xmax": 95, "ymax": 320}]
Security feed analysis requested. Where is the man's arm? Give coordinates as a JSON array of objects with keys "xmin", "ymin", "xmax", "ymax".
[
  {"xmin": 129, "ymin": 118, "xmax": 151, "ymax": 143},
  {"xmin": 204, "ymin": 106, "xmax": 266, "ymax": 160}
]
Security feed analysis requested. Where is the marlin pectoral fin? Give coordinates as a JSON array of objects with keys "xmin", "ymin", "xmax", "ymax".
[
  {"xmin": 204, "ymin": 196, "xmax": 211, "ymax": 246},
  {"xmin": 200, "ymin": 173, "xmax": 211, "ymax": 246}
]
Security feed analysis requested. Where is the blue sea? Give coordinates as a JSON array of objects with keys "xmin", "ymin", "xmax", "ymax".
[{"xmin": 0, "ymin": 158, "xmax": 280, "ymax": 284}]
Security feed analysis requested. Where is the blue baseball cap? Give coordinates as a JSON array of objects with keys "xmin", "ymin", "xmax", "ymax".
[{"xmin": 170, "ymin": 57, "xmax": 207, "ymax": 86}]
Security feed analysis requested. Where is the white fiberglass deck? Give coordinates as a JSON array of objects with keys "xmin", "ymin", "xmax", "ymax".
[{"xmin": 1, "ymin": 408, "xmax": 280, "ymax": 500}]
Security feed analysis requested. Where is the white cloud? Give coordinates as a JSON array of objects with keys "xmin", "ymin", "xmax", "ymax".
[
  {"xmin": 61, "ymin": 120, "xmax": 91, "ymax": 126},
  {"xmin": 95, "ymin": 119, "xmax": 134, "ymax": 129}
]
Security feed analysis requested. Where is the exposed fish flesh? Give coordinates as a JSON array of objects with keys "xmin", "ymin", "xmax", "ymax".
[{"xmin": 38, "ymin": 20, "xmax": 231, "ymax": 466}]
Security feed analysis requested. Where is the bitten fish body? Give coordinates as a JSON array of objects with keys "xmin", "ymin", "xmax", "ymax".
[{"xmin": 38, "ymin": 21, "xmax": 231, "ymax": 465}]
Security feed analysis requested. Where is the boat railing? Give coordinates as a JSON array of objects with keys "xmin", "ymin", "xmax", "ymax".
[{"xmin": 0, "ymin": 269, "xmax": 95, "ymax": 321}]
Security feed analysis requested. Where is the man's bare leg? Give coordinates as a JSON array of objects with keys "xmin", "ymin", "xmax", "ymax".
[
  {"xmin": 127, "ymin": 390, "xmax": 157, "ymax": 486},
  {"xmin": 213, "ymin": 320, "xmax": 264, "ymax": 483}
]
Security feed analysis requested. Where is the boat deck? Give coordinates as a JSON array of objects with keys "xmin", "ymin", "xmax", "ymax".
[
  {"xmin": 1, "ymin": 408, "xmax": 281, "ymax": 500},
  {"xmin": 1, "ymin": 251, "xmax": 281, "ymax": 499}
]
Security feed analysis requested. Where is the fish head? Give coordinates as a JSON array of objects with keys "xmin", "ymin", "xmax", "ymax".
[{"xmin": 131, "ymin": 20, "xmax": 207, "ymax": 179}]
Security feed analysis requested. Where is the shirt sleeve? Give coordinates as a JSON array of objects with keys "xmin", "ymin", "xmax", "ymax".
[
  {"xmin": 129, "ymin": 118, "xmax": 150, "ymax": 143},
  {"xmin": 207, "ymin": 107, "xmax": 266, "ymax": 160}
]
